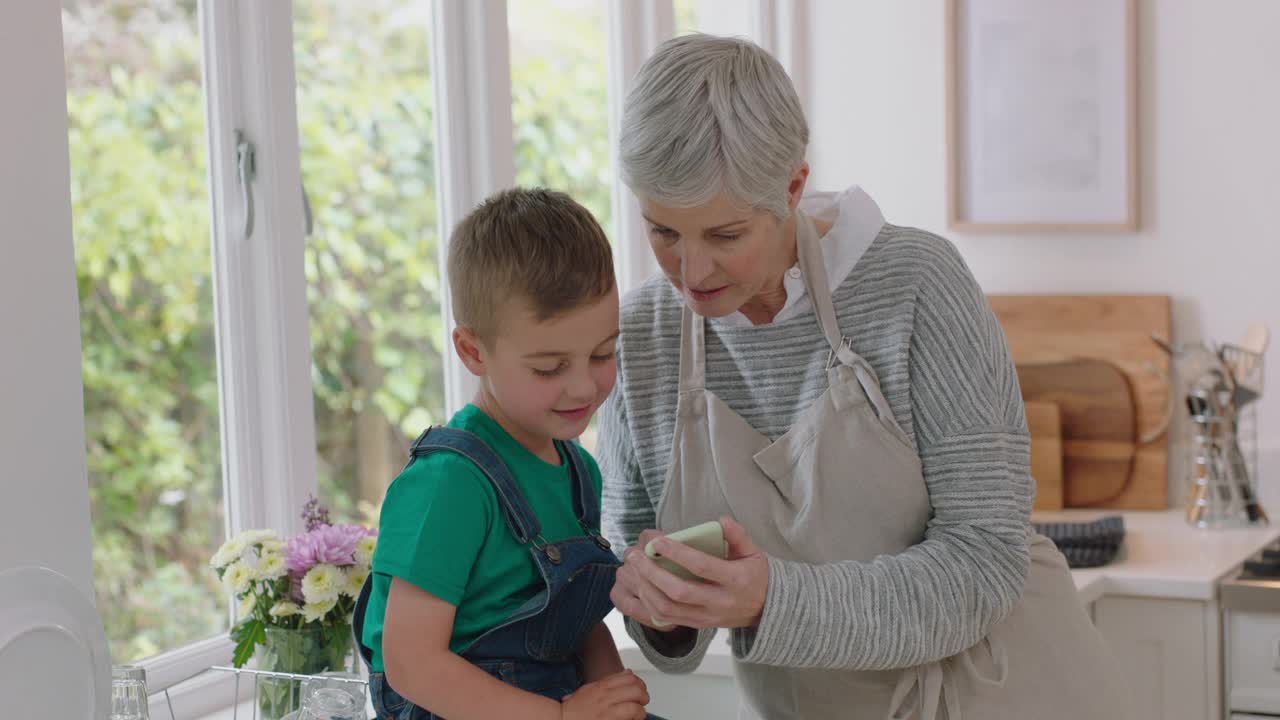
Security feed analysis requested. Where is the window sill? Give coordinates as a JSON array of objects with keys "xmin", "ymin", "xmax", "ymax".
[
  {"xmin": 141, "ymin": 636, "xmax": 244, "ymax": 720},
  {"xmin": 178, "ymin": 615, "xmax": 734, "ymax": 719}
]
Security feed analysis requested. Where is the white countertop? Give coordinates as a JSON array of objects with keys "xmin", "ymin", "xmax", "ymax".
[
  {"xmin": 1033, "ymin": 509, "xmax": 1279, "ymax": 605},
  {"xmin": 612, "ymin": 510, "xmax": 1280, "ymax": 675}
]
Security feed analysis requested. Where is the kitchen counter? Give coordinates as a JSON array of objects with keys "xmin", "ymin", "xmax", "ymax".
[
  {"xmin": 1034, "ymin": 509, "xmax": 1279, "ymax": 605},
  {"xmin": 611, "ymin": 510, "xmax": 1280, "ymax": 674}
]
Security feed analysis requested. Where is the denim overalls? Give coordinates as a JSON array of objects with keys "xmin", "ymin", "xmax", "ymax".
[{"xmin": 354, "ymin": 427, "xmax": 624, "ymax": 719}]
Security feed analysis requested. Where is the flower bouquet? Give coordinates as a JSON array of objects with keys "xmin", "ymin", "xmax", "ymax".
[{"xmin": 211, "ymin": 496, "xmax": 376, "ymax": 719}]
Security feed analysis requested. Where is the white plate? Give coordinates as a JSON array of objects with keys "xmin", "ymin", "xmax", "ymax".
[{"xmin": 0, "ymin": 566, "xmax": 111, "ymax": 719}]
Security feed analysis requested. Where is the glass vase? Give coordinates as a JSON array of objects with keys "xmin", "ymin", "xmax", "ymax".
[{"xmin": 255, "ymin": 624, "xmax": 355, "ymax": 720}]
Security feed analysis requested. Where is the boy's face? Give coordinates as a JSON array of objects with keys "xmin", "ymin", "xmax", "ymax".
[{"xmin": 469, "ymin": 288, "xmax": 620, "ymax": 452}]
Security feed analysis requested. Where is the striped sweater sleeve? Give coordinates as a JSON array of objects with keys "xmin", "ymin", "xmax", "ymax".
[{"xmin": 732, "ymin": 243, "xmax": 1035, "ymax": 670}]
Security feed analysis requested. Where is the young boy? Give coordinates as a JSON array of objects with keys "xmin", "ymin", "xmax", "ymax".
[{"xmin": 354, "ymin": 188, "xmax": 650, "ymax": 720}]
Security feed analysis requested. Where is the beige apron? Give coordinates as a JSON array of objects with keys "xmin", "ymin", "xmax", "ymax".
[{"xmin": 654, "ymin": 213, "xmax": 1129, "ymax": 719}]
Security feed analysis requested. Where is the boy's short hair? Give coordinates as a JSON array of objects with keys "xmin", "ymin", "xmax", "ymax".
[{"xmin": 447, "ymin": 188, "xmax": 615, "ymax": 342}]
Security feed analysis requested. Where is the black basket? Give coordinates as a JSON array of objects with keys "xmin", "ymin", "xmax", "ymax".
[{"xmin": 1031, "ymin": 515, "xmax": 1125, "ymax": 569}]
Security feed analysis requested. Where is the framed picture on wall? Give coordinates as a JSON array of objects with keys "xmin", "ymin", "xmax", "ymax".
[{"xmin": 946, "ymin": 0, "xmax": 1138, "ymax": 231}]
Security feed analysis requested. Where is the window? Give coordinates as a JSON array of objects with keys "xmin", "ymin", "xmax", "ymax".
[
  {"xmin": 509, "ymin": 0, "xmax": 615, "ymax": 453},
  {"xmin": 509, "ymin": 0, "xmax": 614, "ymax": 238},
  {"xmin": 674, "ymin": 0, "xmax": 699, "ymax": 34},
  {"xmin": 62, "ymin": 0, "xmax": 227, "ymax": 662},
  {"xmin": 293, "ymin": 0, "xmax": 441, "ymax": 527}
]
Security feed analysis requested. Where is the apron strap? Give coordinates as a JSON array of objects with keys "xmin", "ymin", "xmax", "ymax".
[
  {"xmin": 887, "ymin": 662, "xmax": 956, "ymax": 720},
  {"xmin": 409, "ymin": 427, "xmax": 542, "ymax": 545},
  {"xmin": 852, "ymin": 359, "xmax": 899, "ymax": 426},
  {"xmin": 886, "ymin": 635, "xmax": 1009, "ymax": 720},
  {"xmin": 794, "ymin": 210, "xmax": 857, "ymax": 367},
  {"xmin": 678, "ymin": 304, "xmax": 707, "ymax": 392},
  {"xmin": 351, "ymin": 574, "xmax": 375, "ymax": 669},
  {"xmin": 795, "ymin": 210, "xmax": 905, "ymax": 429}
]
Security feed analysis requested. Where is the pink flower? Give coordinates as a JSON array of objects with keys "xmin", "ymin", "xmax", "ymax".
[{"xmin": 286, "ymin": 523, "xmax": 375, "ymax": 573}]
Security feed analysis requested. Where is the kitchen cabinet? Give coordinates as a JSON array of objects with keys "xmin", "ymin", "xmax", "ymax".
[
  {"xmin": 1037, "ymin": 511, "xmax": 1280, "ymax": 720},
  {"xmin": 1094, "ymin": 595, "xmax": 1216, "ymax": 720}
]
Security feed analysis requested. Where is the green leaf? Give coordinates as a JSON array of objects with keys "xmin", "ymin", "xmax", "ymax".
[{"xmin": 230, "ymin": 619, "xmax": 264, "ymax": 668}]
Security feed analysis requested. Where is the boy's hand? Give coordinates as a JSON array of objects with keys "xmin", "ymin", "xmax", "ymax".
[{"xmin": 560, "ymin": 670, "xmax": 649, "ymax": 720}]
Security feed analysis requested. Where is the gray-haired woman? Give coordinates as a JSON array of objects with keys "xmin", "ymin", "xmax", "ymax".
[{"xmin": 597, "ymin": 34, "xmax": 1129, "ymax": 720}]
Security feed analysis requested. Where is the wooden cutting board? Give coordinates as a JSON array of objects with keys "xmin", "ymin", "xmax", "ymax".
[
  {"xmin": 1018, "ymin": 361, "xmax": 1135, "ymax": 506},
  {"xmin": 1026, "ymin": 400, "xmax": 1064, "ymax": 511},
  {"xmin": 989, "ymin": 295, "xmax": 1170, "ymax": 510}
]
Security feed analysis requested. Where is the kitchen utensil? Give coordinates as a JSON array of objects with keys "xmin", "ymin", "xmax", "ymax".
[
  {"xmin": 1203, "ymin": 367, "xmax": 1268, "ymax": 525},
  {"xmin": 1225, "ymin": 431, "xmax": 1268, "ymax": 524},
  {"xmin": 1184, "ymin": 365, "xmax": 1267, "ymax": 527},
  {"xmin": 1241, "ymin": 323, "xmax": 1270, "ymax": 355},
  {"xmin": 1220, "ymin": 343, "xmax": 1264, "ymax": 408},
  {"xmin": 990, "ymin": 295, "xmax": 1170, "ymax": 509},
  {"xmin": 1016, "ymin": 360, "xmax": 1136, "ymax": 507},
  {"xmin": 1026, "ymin": 400, "xmax": 1064, "ymax": 511},
  {"xmin": 1201, "ymin": 357, "xmax": 1267, "ymax": 524},
  {"xmin": 1184, "ymin": 407, "xmax": 1237, "ymax": 528}
]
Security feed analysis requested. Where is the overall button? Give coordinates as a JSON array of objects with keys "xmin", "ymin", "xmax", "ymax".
[{"xmin": 787, "ymin": 267, "xmax": 801, "ymax": 279}]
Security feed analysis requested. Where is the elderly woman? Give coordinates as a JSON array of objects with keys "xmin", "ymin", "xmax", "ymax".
[{"xmin": 597, "ymin": 34, "xmax": 1129, "ymax": 720}]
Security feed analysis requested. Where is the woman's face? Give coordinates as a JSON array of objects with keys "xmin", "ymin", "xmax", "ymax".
[{"xmin": 640, "ymin": 167, "xmax": 808, "ymax": 318}]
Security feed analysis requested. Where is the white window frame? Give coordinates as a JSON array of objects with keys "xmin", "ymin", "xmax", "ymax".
[
  {"xmin": 756, "ymin": 0, "xmax": 810, "ymax": 110},
  {"xmin": 432, "ymin": 0, "xmax": 517, "ymax": 417},
  {"xmin": 203, "ymin": 0, "xmax": 318, "ymax": 545},
  {"xmin": 605, "ymin": 0, "xmax": 673, "ymax": 294},
  {"xmin": 140, "ymin": 0, "xmax": 317, "ymax": 713}
]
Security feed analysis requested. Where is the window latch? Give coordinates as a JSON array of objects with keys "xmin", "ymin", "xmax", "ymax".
[
  {"xmin": 235, "ymin": 130, "xmax": 256, "ymax": 239},
  {"xmin": 302, "ymin": 182, "xmax": 313, "ymax": 237}
]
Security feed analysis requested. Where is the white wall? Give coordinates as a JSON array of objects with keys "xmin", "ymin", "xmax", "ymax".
[
  {"xmin": 805, "ymin": 0, "xmax": 1280, "ymax": 511},
  {"xmin": 0, "ymin": 3, "xmax": 95, "ymax": 600}
]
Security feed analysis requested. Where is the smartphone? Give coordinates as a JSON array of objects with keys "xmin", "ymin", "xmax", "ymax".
[{"xmin": 644, "ymin": 520, "xmax": 727, "ymax": 583}]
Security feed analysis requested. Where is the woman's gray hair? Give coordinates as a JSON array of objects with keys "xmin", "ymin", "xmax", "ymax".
[{"xmin": 619, "ymin": 34, "xmax": 809, "ymax": 219}]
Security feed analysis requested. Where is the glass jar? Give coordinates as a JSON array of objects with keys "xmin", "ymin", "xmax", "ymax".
[{"xmin": 109, "ymin": 665, "xmax": 149, "ymax": 720}]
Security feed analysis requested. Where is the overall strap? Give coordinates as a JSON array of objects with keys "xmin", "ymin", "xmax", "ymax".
[
  {"xmin": 559, "ymin": 439, "xmax": 600, "ymax": 531},
  {"xmin": 408, "ymin": 427, "xmax": 541, "ymax": 544}
]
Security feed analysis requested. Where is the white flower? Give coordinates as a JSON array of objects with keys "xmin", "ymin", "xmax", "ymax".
[
  {"xmin": 301, "ymin": 564, "xmax": 343, "ymax": 604},
  {"xmin": 240, "ymin": 529, "xmax": 279, "ymax": 546},
  {"xmin": 255, "ymin": 552, "xmax": 287, "ymax": 580},
  {"xmin": 260, "ymin": 539, "xmax": 286, "ymax": 554},
  {"xmin": 353, "ymin": 536, "xmax": 377, "ymax": 568},
  {"xmin": 343, "ymin": 567, "xmax": 370, "ymax": 598},
  {"xmin": 238, "ymin": 548, "xmax": 261, "ymax": 574},
  {"xmin": 211, "ymin": 537, "xmax": 247, "ymax": 569},
  {"xmin": 222, "ymin": 561, "xmax": 253, "ymax": 595},
  {"xmin": 302, "ymin": 598, "xmax": 337, "ymax": 623},
  {"xmin": 237, "ymin": 593, "xmax": 256, "ymax": 618},
  {"xmin": 269, "ymin": 601, "xmax": 302, "ymax": 618}
]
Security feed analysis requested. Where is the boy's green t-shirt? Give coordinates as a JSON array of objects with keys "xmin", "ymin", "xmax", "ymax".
[{"xmin": 362, "ymin": 404, "xmax": 605, "ymax": 672}]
